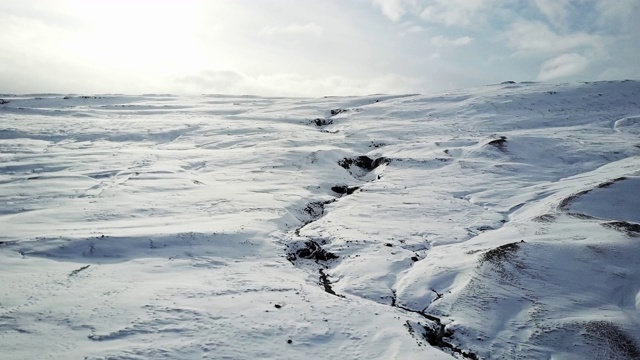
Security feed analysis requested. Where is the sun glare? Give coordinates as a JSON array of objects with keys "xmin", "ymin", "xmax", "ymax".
[{"xmin": 68, "ymin": 1, "xmax": 205, "ymax": 72}]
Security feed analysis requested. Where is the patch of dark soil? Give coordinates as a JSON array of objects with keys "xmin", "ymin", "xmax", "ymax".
[
  {"xmin": 602, "ymin": 221, "xmax": 640, "ymax": 236},
  {"xmin": 319, "ymin": 269, "xmax": 344, "ymax": 298},
  {"xmin": 421, "ymin": 323, "xmax": 478, "ymax": 359},
  {"xmin": 532, "ymin": 214, "xmax": 556, "ymax": 223},
  {"xmin": 559, "ymin": 190, "xmax": 590, "ymax": 211},
  {"xmin": 372, "ymin": 157, "xmax": 391, "ymax": 168},
  {"xmin": 486, "ymin": 136, "xmax": 507, "ymax": 151},
  {"xmin": 339, "ymin": 156, "xmax": 371, "ymax": 170},
  {"xmin": 475, "ymin": 225, "xmax": 495, "ymax": 232},
  {"xmin": 290, "ymin": 199, "xmax": 340, "ymax": 263},
  {"xmin": 331, "ymin": 185, "xmax": 360, "ymax": 195},
  {"xmin": 583, "ymin": 321, "xmax": 640, "ymax": 359},
  {"xmin": 312, "ymin": 118, "xmax": 333, "ymax": 126},
  {"xmin": 421, "ymin": 322, "xmax": 454, "ymax": 351},
  {"xmin": 338, "ymin": 156, "xmax": 390, "ymax": 172},
  {"xmin": 403, "ymin": 316, "xmax": 478, "ymax": 359},
  {"xmin": 303, "ymin": 200, "xmax": 333, "ymax": 220},
  {"xmin": 597, "ymin": 177, "xmax": 627, "ymax": 188},
  {"xmin": 567, "ymin": 212, "xmax": 598, "ymax": 220},
  {"xmin": 389, "ymin": 290, "xmax": 397, "ymax": 306},
  {"xmin": 287, "ymin": 240, "xmax": 338, "ymax": 262},
  {"xmin": 295, "ymin": 199, "xmax": 336, "ymax": 236},
  {"xmin": 393, "ymin": 291, "xmax": 479, "ymax": 357},
  {"xmin": 560, "ymin": 177, "xmax": 628, "ymax": 211},
  {"xmin": 297, "ymin": 199, "xmax": 337, "ymax": 233},
  {"xmin": 330, "ymin": 108, "xmax": 347, "ymax": 117},
  {"xmin": 479, "ymin": 241, "xmax": 526, "ymax": 281},
  {"xmin": 480, "ymin": 241, "xmax": 522, "ymax": 264},
  {"xmin": 69, "ymin": 265, "xmax": 90, "ymax": 277},
  {"xmin": 431, "ymin": 289, "xmax": 443, "ymax": 301}
]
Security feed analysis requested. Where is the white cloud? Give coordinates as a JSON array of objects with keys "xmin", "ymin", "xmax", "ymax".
[
  {"xmin": 431, "ymin": 35, "xmax": 473, "ymax": 47},
  {"xmin": 405, "ymin": 25, "xmax": 425, "ymax": 33},
  {"xmin": 533, "ymin": 0, "xmax": 571, "ymax": 29},
  {"xmin": 1, "ymin": 0, "xmax": 639, "ymax": 96},
  {"xmin": 537, "ymin": 53, "xmax": 588, "ymax": 81},
  {"xmin": 595, "ymin": 0, "xmax": 640, "ymax": 30},
  {"xmin": 371, "ymin": 0, "xmax": 410, "ymax": 22},
  {"xmin": 370, "ymin": 0, "xmax": 493, "ymax": 26},
  {"xmin": 419, "ymin": 0, "xmax": 491, "ymax": 27},
  {"xmin": 505, "ymin": 20, "xmax": 605, "ymax": 56},
  {"xmin": 259, "ymin": 23, "xmax": 323, "ymax": 37}
]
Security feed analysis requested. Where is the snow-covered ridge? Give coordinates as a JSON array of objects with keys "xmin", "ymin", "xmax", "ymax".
[{"xmin": 1, "ymin": 80, "xmax": 639, "ymax": 359}]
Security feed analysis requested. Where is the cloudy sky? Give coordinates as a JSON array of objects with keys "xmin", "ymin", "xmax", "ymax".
[{"xmin": 1, "ymin": 0, "xmax": 638, "ymax": 96}]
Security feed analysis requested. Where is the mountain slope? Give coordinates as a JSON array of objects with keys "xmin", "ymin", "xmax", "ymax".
[{"xmin": 1, "ymin": 80, "xmax": 639, "ymax": 359}]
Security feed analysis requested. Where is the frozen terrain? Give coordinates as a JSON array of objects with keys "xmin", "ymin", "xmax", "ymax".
[{"xmin": 1, "ymin": 80, "xmax": 639, "ymax": 359}]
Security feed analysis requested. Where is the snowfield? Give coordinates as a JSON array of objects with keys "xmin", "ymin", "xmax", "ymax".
[{"xmin": 1, "ymin": 80, "xmax": 640, "ymax": 359}]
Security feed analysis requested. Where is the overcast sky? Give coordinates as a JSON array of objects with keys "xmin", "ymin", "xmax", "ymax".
[{"xmin": 1, "ymin": 0, "xmax": 639, "ymax": 96}]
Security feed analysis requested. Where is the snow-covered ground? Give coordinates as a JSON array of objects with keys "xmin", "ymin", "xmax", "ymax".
[{"xmin": 1, "ymin": 80, "xmax": 639, "ymax": 359}]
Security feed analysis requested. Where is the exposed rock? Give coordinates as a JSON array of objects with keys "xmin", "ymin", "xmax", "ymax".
[
  {"xmin": 331, "ymin": 185, "xmax": 359, "ymax": 195},
  {"xmin": 313, "ymin": 118, "xmax": 333, "ymax": 126},
  {"xmin": 287, "ymin": 240, "xmax": 338, "ymax": 262},
  {"xmin": 330, "ymin": 108, "xmax": 347, "ymax": 116},
  {"xmin": 338, "ymin": 156, "xmax": 390, "ymax": 172},
  {"xmin": 486, "ymin": 136, "xmax": 507, "ymax": 151}
]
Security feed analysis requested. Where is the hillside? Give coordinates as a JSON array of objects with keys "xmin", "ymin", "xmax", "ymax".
[{"xmin": 1, "ymin": 80, "xmax": 639, "ymax": 359}]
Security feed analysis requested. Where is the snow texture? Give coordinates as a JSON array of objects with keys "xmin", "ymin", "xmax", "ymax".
[{"xmin": 1, "ymin": 80, "xmax": 640, "ymax": 359}]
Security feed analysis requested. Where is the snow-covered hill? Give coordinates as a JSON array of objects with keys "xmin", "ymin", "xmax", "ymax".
[{"xmin": 1, "ymin": 81, "xmax": 639, "ymax": 359}]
